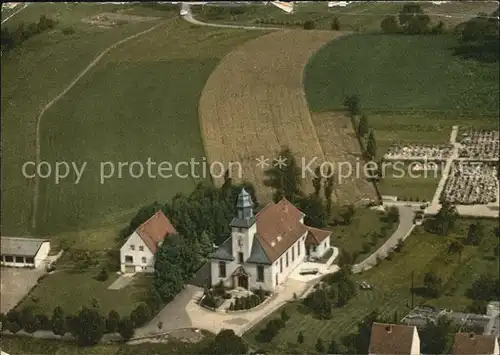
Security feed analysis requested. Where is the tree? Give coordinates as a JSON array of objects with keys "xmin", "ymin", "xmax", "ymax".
[
  {"xmin": 365, "ymin": 130, "xmax": 377, "ymax": 160},
  {"xmin": 73, "ymin": 307, "xmax": 106, "ymax": 346},
  {"xmin": 6, "ymin": 321, "xmax": 21, "ymax": 334},
  {"xmin": 339, "ymin": 205, "xmax": 355, "ymax": 225},
  {"xmin": 343, "ymin": 95, "xmax": 361, "ymax": 117},
  {"xmin": 420, "ymin": 316, "xmax": 456, "ymax": 355},
  {"xmin": 130, "ymin": 303, "xmax": 151, "ymax": 328},
  {"xmin": 447, "ymin": 239, "xmax": 464, "ymax": 262},
  {"xmin": 316, "ymin": 338, "xmax": 325, "ymax": 353},
  {"xmin": 354, "ymin": 310, "xmax": 380, "ymax": 354},
  {"xmin": 297, "ymin": 331, "xmax": 304, "ymax": 344},
  {"xmin": 466, "ymin": 221, "xmax": 485, "ymax": 245},
  {"xmin": 21, "ymin": 308, "xmax": 40, "ymax": 334},
  {"xmin": 312, "ymin": 166, "xmax": 322, "ymax": 196},
  {"xmin": 106, "ymin": 310, "xmax": 120, "ymax": 334},
  {"xmin": 331, "ymin": 17, "xmax": 340, "ymax": 30},
  {"xmin": 221, "ymin": 168, "xmax": 232, "ymax": 191},
  {"xmin": 381, "ymin": 15, "xmax": 400, "ymax": 33},
  {"xmin": 96, "ymin": 266, "xmax": 108, "ymax": 282},
  {"xmin": 210, "ymin": 329, "xmax": 248, "ymax": 355},
  {"xmin": 398, "ymin": 3, "xmax": 430, "ymax": 34},
  {"xmin": 304, "ymin": 20, "xmax": 315, "ymax": 30},
  {"xmin": 118, "ymin": 316, "xmax": 135, "ymax": 340},
  {"xmin": 423, "ymin": 271, "xmax": 442, "ymax": 298},
  {"xmin": 328, "ymin": 338, "xmax": 343, "ymax": 354},
  {"xmin": 386, "ymin": 206, "xmax": 399, "ymax": 224},
  {"xmin": 324, "ymin": 167, "xmax": 335, "ymax": 215},
  {"xmin": 281, "ymin": 308, "xmax": 290, "ymax": 322},
  {"xmin": 424, "ymin": 201, "xmax": 457, "ymax": 236},
  {"xmin": 357, "ymin": 113, "xmax": 369, "ymax": 137},
  {"xmin": 298, "ymin": 194, "xmax": 328, "ymax": 228},
  {"xmin": 469, "ymin": 272, "xmax": 499, "ymax": 301},
  {"xmin": 264, "ymin": 147, "xmax": 303, "ymax": 204},
  {"xmin": 51, "ymin": 306, "xmax": 67, "ymax": 336},
  {"xmin": 467, "ymin": 299, "xmax": 487, "ymax": 314}
]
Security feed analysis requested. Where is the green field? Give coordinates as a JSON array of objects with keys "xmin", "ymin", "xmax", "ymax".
[
  {"xmin": 1, "ymin": 3, "xmax": 174, "ymax": 236},
  {"xmin": 0, "ymin": 334, "xmax": 214, "ymax": 355},
  {"xmin": 305, "ymin": 34, "xmax": 499, "ymax": 115},
  {"xmin": 328, "ymin": 207, "xmax": 398, "ymax": 263},
  {"xmin": 244, "ymin": 218, "xmax": 499, "ymax": 352},
  {"xmin": 1, "ymin": 2, "xmax": 264, "ymax": 237},
  {"xmin": 192, "ymin": 1, "xmax": 498, "ymax": 32}
]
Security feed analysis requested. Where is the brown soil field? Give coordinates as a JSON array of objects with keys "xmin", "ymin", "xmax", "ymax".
[
  {"xmin": 199, "ymin": 29, "xmax": 376, "ymax": 204},
  {"xmin": 311, "ymin": 112, "xmax": 377, "ymax": 204}
]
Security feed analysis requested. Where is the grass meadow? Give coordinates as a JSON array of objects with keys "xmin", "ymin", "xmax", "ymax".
[
  {"xmin": 1, "ymin": 3, "xmax": 173, "ymax": 236},
  {"xmin": 192, "ymin": 1, "xmax": 499, "ymax": 32},
  {"xmin": 244, "ymin": 218, "xmax": 499, "ymax": 352}
]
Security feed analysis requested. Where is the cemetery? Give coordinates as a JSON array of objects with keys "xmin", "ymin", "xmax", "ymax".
[
  {"xmin": 458, "ymin": 129, "xmax": 499, "ymax": 160},
  {"xmin": 440, "ymin": 162, "xmax": 498, "ymax": 205},
  {"xmin": 383, "ymin": 144, "xmax": 453, "ymax": 161}
]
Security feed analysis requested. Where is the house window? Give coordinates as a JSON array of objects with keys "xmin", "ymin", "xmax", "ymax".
[
  {"xmin": 125, "ymin": 255, "xmax": 133, "ymax": 263},
  {"xmin": 5, "ymin": 255, "xmax": 13, "ymax": 262},
  {"xmin": 26, "ymin": 257, "xmax": 34, "ymax": 264},
  {"xmin": 286, "ymin": 252, "xmax": 289, "ymax": 267},
  {"xmin": 292, "ymin": 246, "xmax": 295, "ymax": 262},
  {"xmin": 238, "ymin": 228, "xmax": 243, "ymax": 233},
  {"xmin": 219, "ymin": 261, "xmax": 226, "ymax": 278},
  {"xmin": 298, "ymin": 242, "xmax": 301, "ymax": 256},
  {"xmin": 15, "ymin": 256, "xmax": 24, "ymax": 263},
  {"xmin": 238, "ymin": 252, "xmax": 244, "ymax": 263},
  {"xmin": 142, "ymin": 257, "xmax": 147, "ymax": 264},
  {"xmin": 257, "ymin": 265, "xmax": 264, "ymax": 282},
  {"xmin": 280, "ymin": 258, "xmax": 283, "ymax": 273},
  {"xmin": 130, "ymin": 244, "xmax": 135, "ymax": 250},
  {"xmin": 312, "ymin": 246, "xmax": 317, "ymax": 252},
  {"xmin": 139, "ymin": 246, "xmax": 144, "ymax": 251}
]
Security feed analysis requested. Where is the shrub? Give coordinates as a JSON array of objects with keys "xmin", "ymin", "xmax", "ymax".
[
  {"xmin": 6, "ymin": 321, "xmax": 21, "ymax": 334},
  {"xmin": 281, "ymin": 308, "xmax": 290, "ymax": 322},
  {"xmin": 362, "ymin": 242, "xmax": 371, "ymax": 253},
  {"xmin": 214, "ymin": 281, "xmax": 226, "ymax": 297},
  {"xmin": 36, "ymin": 314, "xmax": 51, "ymax": 330},
  {"xmin": 375, "ymin": 255, "xmax": 382, "ymax": 265},
  {"xmin": 106, "ymin": 310, "xmax": 120, "ymax": 333},
  {"xmin": 61, "ymin": 26, "xmax": 75, "ymax": 35},
  {"xmin": 118, "ymin": 316, "xmax": 135, "ymax": 340},
  {"xmin": 223, "ymin": 292, "xmax": 232, "ymax": 299},
  {"xmin": 297, "ymin": 331, "xmax": 304, "ymax": 344},
  {"xmin": 130, "ymin": 302, "xmax": 151, "ymax": 327},
  {"xmin": 303, "ymin": 20, "xmax": 315, "ymax": 30},
  {"xmin": 96, "ymin": 266, "xmax": 108, "ymax": 282}
]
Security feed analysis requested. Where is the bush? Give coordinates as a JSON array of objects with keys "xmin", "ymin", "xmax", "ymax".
[
  {"xmin": 61, "ymin": 26, "xmax": 75, "ymax": 35},
  {"xmin": 96, "ymin": 266, "xmax": 108, "ymax": 282},
  {"xmin": 130, "ymin": 303, "xmax": 151, "ymax": 327},
  {"xmin": 281, "ymin": 309, "xmax": 290, "ymax": 322},
  {"xmin": 118, "ymin": 316, "xmax": 135, "ymax": 340},
  {"xmin": 6, "ymin": 321, "xmax": 21, "ymax": 334},
  {"xmin": 106, "ymin": 310, "xmax": 120, "ymax": 333},
  {"xmin": 303, "ymin": 20, "xmax": 315, "ymax": 30},
  {"xmin": 223, "ymin": 292, "xmax": 232, "ymax": 299},
  {"xmin": 36, "ymin": 314, "xmax": 51, "ymax": 330},
  {"xmin": 214, "ymin": 281, "xmax": 226, "ymax": 297}
]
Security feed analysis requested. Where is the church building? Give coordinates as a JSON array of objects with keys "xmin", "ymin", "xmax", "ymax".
[{"xmin": 211, "ymin": 188, "xmax": 332, "ymax": 291}]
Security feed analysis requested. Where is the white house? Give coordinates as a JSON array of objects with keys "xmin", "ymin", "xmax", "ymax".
[
  {"xmin": 120, "ymin": 210, "xmax": 177, "ymax": 273},
  {"xmin": 369, "ymin": 322, "xmax": 420, "ymax": 355},
  {"xmin": 452, "ymin": 333, "xmax": 500, "ymax": 355},
  {"xmin": 211, "ymin": 189, "xmax": 331, "ymax": 292},
  {"xmin": 0, "ymin": 237, "xmax": 50, "ymax": 269}
]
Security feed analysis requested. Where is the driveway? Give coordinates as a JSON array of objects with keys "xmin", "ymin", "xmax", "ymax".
[
  {"xmin": 1, "ymin": 267, "xmax": 46, "ymax": 313},
  {"xmin": 108, "ymin": 273, "xmax": 135, "ymax": 290},
  {"xmin": 352, "ymin": 206, "xmax": 414, "ymax": 273}
]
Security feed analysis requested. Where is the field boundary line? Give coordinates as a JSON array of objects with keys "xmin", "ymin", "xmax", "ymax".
[
  {"xmin": 1, "ymin": 3, "xmax": 29, "ymax": 24},
  {"xmin": 30, "ymin": 19, "xmax": 172, "ymax": 231}
]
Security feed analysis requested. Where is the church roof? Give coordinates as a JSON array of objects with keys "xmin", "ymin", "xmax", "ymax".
[
  {"xmin": 212, "ymin": 237, "xmax": 234, "ymax": 261},
  {"xmin": 246, "ymin": 236, "xmax": 271, "ymax": 264}
]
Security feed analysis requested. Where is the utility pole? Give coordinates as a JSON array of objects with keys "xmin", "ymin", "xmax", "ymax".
[{"xmin": 411, "ymin": 271, "xmax": 414, "ymax": 309}]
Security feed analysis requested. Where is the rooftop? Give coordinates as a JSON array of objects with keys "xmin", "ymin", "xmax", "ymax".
[{"xmin": 1, "ymin": 237, "xmax": 49, "ymax": 257}]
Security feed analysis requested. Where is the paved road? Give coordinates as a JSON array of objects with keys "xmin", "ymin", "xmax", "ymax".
[
  {"xmin": 181, "ymin": 2, "xmax": 280, "ymax": 30},
  {"xmin": 1, "ymin": 3, "xmax": 29, "ymax": 24},
  {"xmin": 352, "ymin": 206, "xmax": 414, "ymax": 274}
]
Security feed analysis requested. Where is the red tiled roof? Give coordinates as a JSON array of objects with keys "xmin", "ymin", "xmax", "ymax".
[
  {"xmin": 369, "ymin": 322, "xmax": 416, "ymax": 354},
  {"xmin": 452, "ymin": 333, "xmax": 498, "ymax": 355},
  {"xmin": 255, "ymin": 198, "xmax": 330, "ymax": 262},
  {"xmin": 305, "ymin": 227, "xmax": 331, "ymax": 245},
  {"xmin": 136, "ymin": 210, "xmax": 177, "ymax": 253}
]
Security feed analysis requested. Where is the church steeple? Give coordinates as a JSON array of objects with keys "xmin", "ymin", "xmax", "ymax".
[
  {"xmin": 229, "ymin": 188, "xmax": 256, "ymax": 229},
  {"xmin": 236, "ymin": 188, "xmax": 254, "ymax": 220}
]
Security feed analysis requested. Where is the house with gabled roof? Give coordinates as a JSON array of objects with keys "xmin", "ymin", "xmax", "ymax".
[
  {"xmin": 120, "ymin": 210, "xmax": 177, "ymax": 273},
  {"xmin": 211, "ymin": 188, "xmax": 332, "ymax": 291},
  {"xmin": 369, "ymin": 322, "xmax": 420, "ymax": 355},
  {"xmin": 452, "ymin": 333, "xmax": 499, "ymax": 355}
]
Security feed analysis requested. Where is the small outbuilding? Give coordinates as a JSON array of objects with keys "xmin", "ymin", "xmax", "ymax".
[{"xmin": 0, "ymin": 237, "xmax": 51, "ymax": 269}]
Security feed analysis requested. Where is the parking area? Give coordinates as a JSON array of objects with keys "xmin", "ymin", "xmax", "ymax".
[{"xmin": 1, "ymin": 267, "xmax": 45, "ymax": 313}]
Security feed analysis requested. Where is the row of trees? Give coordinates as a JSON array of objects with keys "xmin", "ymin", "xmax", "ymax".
[
  {"xmin": 1, "ymin": 15, "xmax": 56, "ymax": 54},
  {"xmin": 381, "ymin": 4, "xmax": 445, "ymax": 35},
  {"xmin": 0, "ymin": 302, "xmax": 151, "ymax": 346}
]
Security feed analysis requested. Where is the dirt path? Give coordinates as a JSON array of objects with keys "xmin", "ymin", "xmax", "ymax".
[{"xmin": 30, "ymin": 20, "xmax": 169, "ymax": 230}]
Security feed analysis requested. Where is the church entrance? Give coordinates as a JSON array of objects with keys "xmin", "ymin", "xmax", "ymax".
[{"xmin": 238, "ymin": 274, "xmax": 248, "ymax": 289}]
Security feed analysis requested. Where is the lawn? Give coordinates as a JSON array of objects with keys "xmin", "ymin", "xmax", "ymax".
[
  {"xmin": 377, "ymin": 162, "xmax": 442, "ymax": 201},
  {"xmin": 0, "ymin": 334, "xmax": 214, "ymax": 355},
  {"xmin": 244, "ymin": 218, "xmax": 499, "ymax": 352},
  {"xmin": 191, "ymin": 2, "xmax": 498, "ymax": 32},
  {"xmin": 328, "ymin": 207, "xmax": 398, "ymax": 263},
  {"xmin": 305, "ymin": 34, "xmax": 499, "ymax": 115},
  {"xmin": 17, "ymin": 257, "xmax": 154, "ymax": 318},
  {"xmin": 0, "ymin": 2, "xmax": 173, "ymax": 236}
]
